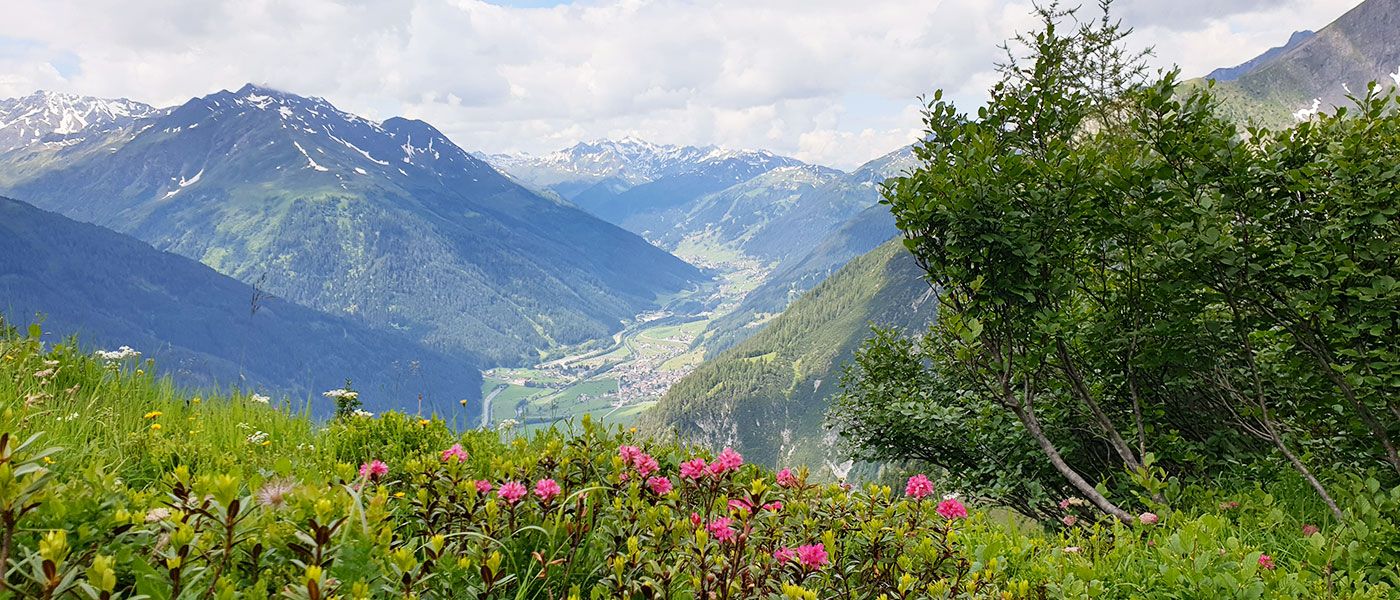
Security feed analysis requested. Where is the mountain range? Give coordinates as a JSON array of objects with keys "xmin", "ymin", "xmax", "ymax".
[
  {"xmin": 0, "ymin": 196, "xmax": 480, "ymax": 416},
  {"xmin": 0, "ymin": 86, "xmax": 703, "ymax": 367},
  {"xmin": 1206, "ymin": 0, "xmax": 1400, "ymax": 126}
]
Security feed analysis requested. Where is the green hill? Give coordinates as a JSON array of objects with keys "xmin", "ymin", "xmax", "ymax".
[
  {"xmin": 0, "ymin": 196, "xmax": 481, "ymax": 416},
  {"xmin": 640, "ymin": 240, "xmax": 934, "ymax": 475}
]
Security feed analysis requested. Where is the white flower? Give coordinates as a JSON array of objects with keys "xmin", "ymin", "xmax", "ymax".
[
  {"xmin": 496, "ymin": 418, "xmax": 519, "ymax": 432},
  {"xmin": 942, "ymin": 492, "xmax": 961, "ymax": 501},
  {"xmin": 322, "ymin": 388, "xmax": 359, "ymax": 401},
  {"xmin": 352, "ymin": 409, "xmax": 374, "ymax": 418},
  {"xmin": 95, "ymin": 346, "xmax": 142, "ymax": 362},
  {"xmin": 247, "ymin": 431, "xmax": 269, "ymax": 444},
  {"xmin": 249, "ymin": 393, "xmax": 271, "ymax": 405}
]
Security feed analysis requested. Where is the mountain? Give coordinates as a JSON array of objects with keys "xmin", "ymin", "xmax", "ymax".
[
  {"xmin": 0, "ymin": 91, "xmax": 162, "ymax": 152},
  {"xmin": 0, "ymin": 84, "xmax": 704, "ymax": 365},
  {"xmin": 1206, "ymin": 31, "xmax": 1315, "ymax": 82},
  {"xmin": 0, "ymin": 196, "xmax": 481, "ymax": 416},
  {"xmin": 640, "ymin": 240, "xmax": 936, "ymax": 475},
  {"xmin": 1206, "ymin": 0, "xmax": 1400, "ymax": 127},
  {"xmin": 694, "ymin": 147, "xmax": 916, "ymax": 354}
]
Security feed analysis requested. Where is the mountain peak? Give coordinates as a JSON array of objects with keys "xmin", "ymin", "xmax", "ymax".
[{"xmin": 0, "ymin": 90, "xmax": 158, "ymax": 151}]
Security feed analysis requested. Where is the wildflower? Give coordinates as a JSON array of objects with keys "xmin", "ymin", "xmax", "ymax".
[
  {"xmin": 417, "ymin": 418, "xmax": 431, "ymax": 426},
  {"xmin": 498, "ymin": 481, "xmax": 527, "ymax": 505},
  {"xmin": 475, "ymin": 480, "xmax": 493, "ymax": 494},
  {"xmin": 144, "ymin": 411, "xmax": 162, "ymax": 419},
  {"xmin": 1220, "ymin": 500, "xmax": 1240, "ymax": 511},
  {"xmin": 795, "ymin": 544, "xmax": 828, "ymax": 570},
  {"xmin": 1302, "ymin": 524, "xmax": 1319, "ymax": 537},
  {"xmin": 634, "ymin": 454, "xmax": 659, "ymax": 477},
  {"xmin": 728, "ymin": 498, "xmax": 754, "ymax": 513},
  {"xmin": 1258, "ymin": 554, "xmax": 1276, "ymax": 570},
  {"xmin": 1138, "ymin": 512, "xmax": 1159, "ymax": 525},
  {"xmin": 690, "ymin": 512, "xmax": 702, "ymax": 527},
  {"xmin": 322, "ymin": 389, "xmax": 359, "ymax": 401},
  {"xmin": 773, "ymin": 546, "xmax": 796, "ymax": 563},
  {"xmin": 249, "ymin": 393, "xmax": 271, "ymax": 405},
  {"xmin": 95, "ymin": 346, "xmax": 141, "ymax": 362},
  {"xmin": 359, "ymin": 460, "xmax": 388, "ymax": 481},
  {"xmin": 1064, "ymin": 546, "xmax": 1081, "ymax": 554},
  {"xmin": 1062, "ymin": 515, "xmax": 1078, "ymax": 527},
  {"xmin": 256, "ymin": 479, "xmax": 295, "ymax": 510},
  {"xmin": 937, "ymin": 498, "xmax": 968, "ymax": 520},
  {"xmin": 534, "ymin": 478, "xmax": 561, "ymax": 503},
  {"xmin": 905, "ymin": 474, "xmax": 934, "ymax": 499},
  {"xmin": 763, "ymin": 501, "xmax": 784, "ymax": 512},
  {"xmin": 497, "ymin": 419, "xmax": 519, "ymax": 432},
  {"xmin": 776, "ymin": 468, "xmax": 798, "ymax": 488},
  {"xmin": 679, "ymin": 458, "xmax": 708, "ymax": 480},
  {"xmin": 441, "ymin": 444, "xmax": 468, "ymax": 463},
  {"xmin": 352, "ymin": 409, "xmax": 374, "ymax": 418},
  {"xmin": 708, "ymin": 447, "xmax": 743, "ymax": 476},
  {"xmin": 247, "ymin": 431, "xmax": 269, "ymax": 445},
  {"xmin": 646, "ymin": 476, "xmax": 673, "ymax": 495},
  {"xmin": 618, "ymin": 445, "xmax": 642, "ymax": 464},
  {"xmin": 707, "ymin": 517, "xmax": 735, "ymax": 542},
  {"xmin": 458, "ymin": 399, "xmax": 468, "ymax": 406},
  {"xmin": 145, "ymin": 508, "xmax": 171, "ymax": 523},
  {"xmin": 149, "ymin": 423, "xmax": 162, "ymax": 431}
]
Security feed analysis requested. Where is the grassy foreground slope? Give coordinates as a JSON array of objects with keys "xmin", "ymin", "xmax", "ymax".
[
  {"xmin": 641, "ymin": 241, "xmax": 935, "ymax": 474},
  {"xmin": 1, "ymin": 321, "xmax": 1397, "ymax": 597}
]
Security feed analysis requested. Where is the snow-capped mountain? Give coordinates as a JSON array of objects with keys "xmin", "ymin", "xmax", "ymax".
[
  {"xmin": 0, "ymin": 84, "xmax": 704, "ymax": 366},
  {"xmin": 0, "ymin": 91, "xmax": 161, "ymax": 152}
]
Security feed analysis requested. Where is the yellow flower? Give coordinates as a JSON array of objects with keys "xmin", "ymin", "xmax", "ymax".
[
  {"xmin": 418, "ymin": 419, "xmax": 431, "ymax": 426},
  {"xmin": 144, "ymin": 411, "xmax": 162, "ymax": 419},
  {"xmin": 394, "ymin": 492, "xmax": 406, "ymax": 498},
  {"xmin": 150, "ymin": 423, "xmax": 162, "ymax": 431},
  {"xmin": 42, "ymin": 456, "xmax": 54, "ymax": 465},
  {"xmin": 261, "ymin": 440, "xmax": 272, "ymax": 447}
]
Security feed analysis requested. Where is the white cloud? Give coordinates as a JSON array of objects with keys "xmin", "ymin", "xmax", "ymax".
[{"xmin": 0, "ymin": 0, "xmax": 1364, "ymax": 169}]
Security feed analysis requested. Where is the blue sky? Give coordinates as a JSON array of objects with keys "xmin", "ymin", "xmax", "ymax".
[{"xmin": 0, "ymin": 0, "xmax": 1362, "ymax": 169}]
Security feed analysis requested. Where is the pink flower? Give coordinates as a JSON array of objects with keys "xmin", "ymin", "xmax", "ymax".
[
  {"xmin": 773, "ymin": 546, "xmax": 796, "ymax": 563},
  {"xmin": 1061, "ymin": 515, "xmax": 1078, "ymax": 527},
  {"xmin": 690, "ymin": 512, "xmax": 702, "ymax": 527},
  {"xmin": 359, "ymin": 460, "xmax": 388, "ymax": 481},
  {"xmin": 776, "ymin": 468, "xmax": 798, "ymax": 488},
  {"xmin": 440, "ymin": 444, "xmax": 468, "ymax": 463},
  {"xmin": 1138, "ymin": 512, "xmax": 1159, "ymax": 525},
  {"xmin": 533, "ymin": 478, "xmax": 561, "ymax": 503},
  {"xmin": 707, "ymin": 517, "xmax": 735, "ymax": 542},
  {"xmin": 646, "ymin": 476, "xmax": 673, "ymax": 495},
  {"xmin": 708, "ymin": 447, "xmax": 744, "ymax": 476},
  {"xmin": 728, "ymin": 498, "xmax": 755, "ymax": 513},
  {"xmin": 763, "ymin": 501, "xmax": 783, "ymax": 512},
  {"xmin": 795, "ymin": 543, "xmax": 829, "ymax": 570},
  {"xmin": 475, "ymin": 480, "xmax": 493, "ymax": 494},
  {"xmin": 634, "ymin": 454, "xmax": 659, "ymax": 477},
  {"xmin": 1302, "ymin": 524, "xmax": 1319, "ymax": 537},
  {"xmin": 937, "ymin": 498, "xmax": 968, "ymax": 520},
  {"xmin": 1258, "ymin": 554, "xmax": 1276, "ymax": 570},
  {"xmin": 618, "ymin": 445, "xmax": 642, "ymax": 464},
  {"xmin": 905, "ymin": 474, "xmax": 934, "ymax": 499},
  {"xmin": 497, "ymin": 481, "xmax": 526, "ymax": 505},
  {"xmin": 679, "ymin": 458, "xmax": 708, "ymax": 480}
]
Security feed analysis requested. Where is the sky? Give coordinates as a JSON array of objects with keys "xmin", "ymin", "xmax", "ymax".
[{"xmin": 0, "ymin": 0, "xmax": 1362, "ymax": 169}]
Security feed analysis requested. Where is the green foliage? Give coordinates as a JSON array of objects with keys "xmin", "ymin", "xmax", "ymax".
[
  {"xmin": 3, "ymin": 324, "xmax": 1397, "ymax": 597},
  {"xmin": 839, "ymin": 0, "xmax": 1399, "ymax": 528}
]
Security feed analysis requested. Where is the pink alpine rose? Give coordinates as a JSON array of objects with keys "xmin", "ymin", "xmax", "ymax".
[
  {"xmin": 440, "ymin": 444, "xmax": 468, "ymax": 463},
  {"xmin": 646, "ymin": 476, "xmax": 673, "ymax": 495},
  {"xmin": 634, "ymin": 454, "xmax": 659, "ymax": 477},
  {"xmin": 618, "ymin": 445, "xmax": 642, "ymax": 464},
  {"xmin": 679, "ymin": 458, "xmax": 708, "ymax": 480},
  {"xmin": 937, "ymin": 498, "xmax": 968, "ymax": 520},
  {"xmin": 534, "ymin": 478, "xmax": 561, "ymax": 503},
  {"xmin": 795, "ymin": 543, "xmax": 829, "ymax": 570},
  {"xmin": 776, "ymin": 468, "xmax": 798, "ymax": 488},
  {"xmin": 773, "ymin": 546, "xmax": 796, "ymax": 563},
  {"xmin": 905, "ymin": 474, "xmax": 934, "ymax": 499},
  {"xmin": 497, "ymin": 481, "xmax": 526, "ymax": 505},
  {"xmin": 707, "ymin": 517, "xmax": 735, "ymax": 542},
  {"xmin": 359, "ymin": 460, "xmax": 388, "ymax": 481}
]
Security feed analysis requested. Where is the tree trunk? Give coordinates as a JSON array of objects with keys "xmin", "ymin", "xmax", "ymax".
[
  {"xmin": 1260, "ymin": 413, "xmax": 1345, "ymax": 522},
  {"xmin": 1011, "ymin": 397, "xmax": 1135, "ymax": 524},
  {"xmin": 1056, "ymin": 341, "xmax": 1146, "ymax": 473}
]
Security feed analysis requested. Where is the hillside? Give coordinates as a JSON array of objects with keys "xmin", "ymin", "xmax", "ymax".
[
  {"xmin": 0, "ymin": 85, "xmax": 704, "ymax": 365},
  {"xmin": 695, "ymin": 147, "xmax": 915, "ymax": 354},
  {"xmin": 1207, "ymin": 0, "xmax": 1400, "ymax": 126},
  {"xmin": 0, "ymin": 196, "xmax": 481, "ymax": 415},
  {"xmin": 640, "ymin": 241, "xmax": 935, "ymax": 475}
]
